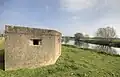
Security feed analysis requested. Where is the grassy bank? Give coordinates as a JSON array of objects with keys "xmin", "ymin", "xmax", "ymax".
[
  {"xmin": 0, "ymin": 37, "xmax": 5, "ymax": 50},
  {"xmin": 0, "ymin": 45, "xmax": 120, "ymax": 77}
]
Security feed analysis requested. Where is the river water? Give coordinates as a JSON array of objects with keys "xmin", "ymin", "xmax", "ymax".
[{"xmin": 62, "ymin": 40, "xmax": 120, "ymax": 55}]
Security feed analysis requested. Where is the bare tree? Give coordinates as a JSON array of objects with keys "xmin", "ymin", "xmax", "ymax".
[
  {"xmin": 95, "ymin": 26, "xmax": 117, "ymax": 54},
  {"xmin": 96, "ymin": 26, "xmax": 117, "ymax": 40}
]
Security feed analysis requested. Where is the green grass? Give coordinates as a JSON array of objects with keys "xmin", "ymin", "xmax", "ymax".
[
  {"xmin": 0, "ymin": 45, "xmax": 120, "ymax": 77},
  {"xmin": 0, "ymin": 37, "xmax": 5, "ymax": 50}
]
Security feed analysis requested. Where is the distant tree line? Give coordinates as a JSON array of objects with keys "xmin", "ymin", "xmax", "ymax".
[
  {"xmin": 62, "ymin": 26, "xmax": 118, "ymax": 54},
  {"xmin": 62, "ymin": 26, "xmax": 119, "ymax": 47}
]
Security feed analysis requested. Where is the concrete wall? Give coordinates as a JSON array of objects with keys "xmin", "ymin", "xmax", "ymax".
[
  {"xmin": 54, "ymin": 35, "xmax": 61, "ymax": 61},
  {"xmin": 5, "ymin": 25, "xmax": 61, "ymax": 70}
]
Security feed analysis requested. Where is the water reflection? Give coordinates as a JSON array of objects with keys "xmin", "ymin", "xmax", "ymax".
[
  {"xmin": 88, "ymin": 43, "xmax": 119, "ymax": 55},
  {"xmin": 65, "ymin": 40, "xmax": 120, "ymax": 55},
  {"xmin": 93, "ymin": 45, "xmax": 117, "ymax": 55},
  {"xmin": 77, "ymin": 42, "xmax": 89, "ymax": 49}
]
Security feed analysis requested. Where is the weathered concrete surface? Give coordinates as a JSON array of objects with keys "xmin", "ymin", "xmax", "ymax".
[{"xmin": 5, "ymin": 25, "xmax": 61, "ymax": 71}]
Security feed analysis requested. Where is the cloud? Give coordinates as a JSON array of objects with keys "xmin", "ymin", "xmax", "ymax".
[
  {"xmin": 60, "ymin": 0, "xmax": 120, "ymax": 12},
  {"xmin": 58, "ymin": 13, "xmax": 120, "ymax": 37},
  {"xmin": 92, "ymin": 17, "xmax": 120, "ymax": 37},
  {"xmin": 60, "ymin": 0, "xmax": 98, "ymax": 12},
  {"xmin": 60, "ymin": 0, "xmax": 120, "ymax": 18},
  {"xmin": 59, "ymin": 0, "xmax": 120, "ymax": 37}
]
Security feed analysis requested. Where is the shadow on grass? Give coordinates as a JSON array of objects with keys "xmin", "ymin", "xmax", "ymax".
[
  {"xmin": 62, "ymin": 44, "xmax": 77, "ymax": 48},
  {"xmin": 0, "ymin": 49, "xmax": 5, "ymax": 70}
]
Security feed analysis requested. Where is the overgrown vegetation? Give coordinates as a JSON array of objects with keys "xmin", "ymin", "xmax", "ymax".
[
  {"xmin": 0, "ymin": 45, "xmax": 120, "ymax": 77},
  {"xmin": 0, "ymin": 50, "xmax": 4, "ymax": 70}
]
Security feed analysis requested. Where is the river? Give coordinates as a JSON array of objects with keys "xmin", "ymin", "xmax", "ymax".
[{"xmin": 62, "ymin": 40, "xmax": 120, "ymax": 55}]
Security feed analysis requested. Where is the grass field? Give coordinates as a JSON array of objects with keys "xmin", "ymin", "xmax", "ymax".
[{"xmin": 0, "ymin": 45, "xmax": 120, "ymax": 77}]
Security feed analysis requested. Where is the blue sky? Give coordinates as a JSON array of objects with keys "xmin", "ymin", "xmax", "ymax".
[{"xmin": 0, "ymin": 0, "xmax": 120, "ymax": 37}]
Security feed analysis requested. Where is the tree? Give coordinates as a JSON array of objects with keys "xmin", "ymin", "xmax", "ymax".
[
  {"xmin": 64, "ymin": 37, "xmax": 70, "ymax": 44},
  {"xmin": 96, "ymin": 26, "xmax": 117, "ymax": 40},
  {"xmin": 83, "ymin": 34, "xmax": 89, "ymax": 48},
  {"xmin": 74, "ymin": 33, "xmax": 84, "ymax": 40},
  {"xmin": 61, "ymin": 38, "xmax": 64, "ymax": 43},
  {"xmin": 95, "ymin": 26, "xmax": 117, "ymax": 54},
  {"xmin": 74, "ymin": 33, "xmax": 84, "ymax": 46},
  {"xmin": 0, "ymin": 34, "xmax": 4, "ymax": 37}
]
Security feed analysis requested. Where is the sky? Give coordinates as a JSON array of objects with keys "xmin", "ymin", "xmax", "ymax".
[{"xmin": 0, "ymin": 0, "xmax": 120, "ymax": 37}]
